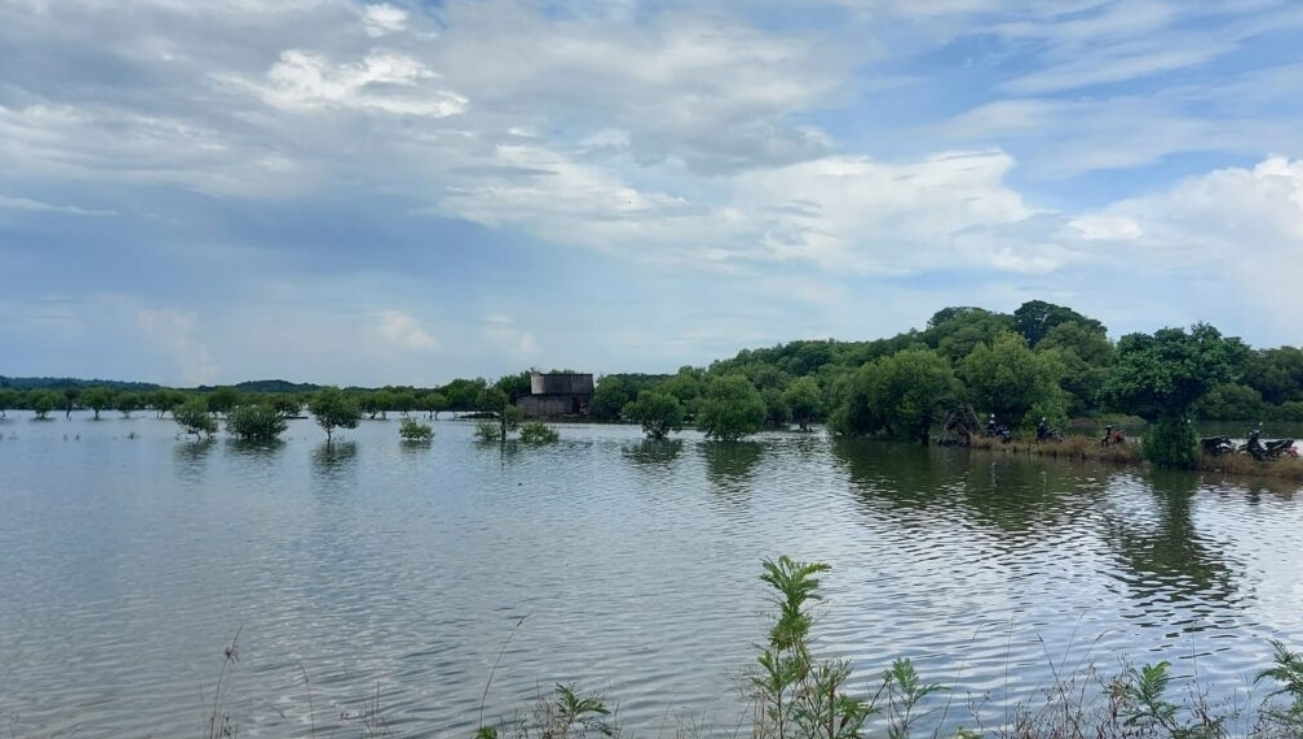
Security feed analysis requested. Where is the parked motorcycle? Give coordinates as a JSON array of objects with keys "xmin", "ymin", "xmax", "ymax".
[
  {"xmin": 1036, "ymin": 418, "xmax": 1062, "ymax": 443},
  {"xmin": 1200, "ymin": 435, "xmax": 1235, "ymax": 455},
  {"xmin": 1101, "ymin": 425, "xmax": 1126, "ymax": 446},
  {"xmin": 1242, "ymin": 429, "xmax": 1297, "ymax": 461}
]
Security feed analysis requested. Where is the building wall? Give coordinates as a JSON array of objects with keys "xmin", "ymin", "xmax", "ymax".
[
  {"xmin": 530, "ymin": 373, "xmax": 595, "ymax": 396},
  {"xmin": 517, "ymin": 394, "xmax": 589, "ymax": 418}
]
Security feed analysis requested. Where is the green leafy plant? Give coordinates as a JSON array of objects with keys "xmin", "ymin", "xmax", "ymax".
[
  {"xmin": 519, "ymin": 420, "xmax": 559, "ymax": 444},
  {"xmin": 225, "ymin": 404, "xmax": 288, "ymax": 443},
  {"xmin": 174, "ymin": 399, "xmax": 217, "ymax": 440},
  {"xmin": 399, "ymin": 417, "xmax": 434, "ymax": 442}
]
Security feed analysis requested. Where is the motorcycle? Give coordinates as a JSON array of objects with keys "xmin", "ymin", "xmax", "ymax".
[
  {"xmin": 1242, "ymin": 429, "xmax": 1297, "ymax": 461},
  {"xmin": 1200, "ymin": 435, "xmax": 1235, "ymax": 455},
  {"xmin": 1101, "ymin": 425, "xmax": 1126, "ymax": 446},
  {"xmin": 1036, "ymin": 418, "xmax": 1062, "ymax": 443}
]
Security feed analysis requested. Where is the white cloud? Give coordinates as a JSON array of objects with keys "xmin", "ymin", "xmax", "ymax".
[
  {"xmin": 1076, "ymin": 156, "xmax": 1303, "ymax": 327},
  {"xmin": 0, "ymin": 194, "xmax": 115, "ymax": 216},
  {"xmin": 362, "ymin": 3, "xmax": 408, "ymax": 37},
  {"xmin": 375, "ymin": 309, "xmax": 437, "ymax": 351},
  {"xmin": 482, "ymin": 315, "xmax": 539, "ymax": 357},
  {"xmin": 257, "ymin": 50, "xmax": 468, "ymax": 117},
  {"xmin": 135, "ymin": 308, "xmax": 220, "ymax": 385}
]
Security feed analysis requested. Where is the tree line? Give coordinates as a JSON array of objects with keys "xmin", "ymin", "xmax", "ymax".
[{"xmin": 6, "ymin": 299, "xmax": 1301, "ymax": 467}]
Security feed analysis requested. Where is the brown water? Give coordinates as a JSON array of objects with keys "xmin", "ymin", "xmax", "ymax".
[{"xmin": 1, "ymin": 413, "xmax": 1301, "ymax": 737}]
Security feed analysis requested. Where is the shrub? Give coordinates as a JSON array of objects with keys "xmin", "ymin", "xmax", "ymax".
[
  {"xmin": 399, "ymin": 417, "xmax": 434, "ymax": 442},
  {"xmin": 309, "ymin": 387, "xmax": 361, "ymax": 443},
  {"xmin": 225, "ymin": 404, "xmax": 288, "ymax": 442},
  {"xmin": 519, "ymin": 420, "xmax": 559, "ymax": 444},
  {"xmin": 474, "ymin": 421, "xmax": 501, "ymax": 443},
  {"xmin": 697, "ymin": 375, "xmax": 766, "ymax": 442},
  {"xmin": 174, "ymin": 399, "xmax": 217, "ymax": 440},
  {"xmin": 1143, "ymin": 416, "xmax": 1198, "ymax": 469},
  {"xmin": 622, "ymin": 391, "xmax": 685, "ymax": 440}
]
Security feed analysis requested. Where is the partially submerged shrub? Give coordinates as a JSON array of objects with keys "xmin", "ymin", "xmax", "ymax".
[
  {"xmin": 519, "ymin": 420, "xmax": 559, "ymax": 445},
  {"xmin": 225, "ymin": 404, "xmax": 288, "ymax": 443},
  {"xmin": 475, "ymin": 421, "xmax": 501, "ymax": 443},
  {"xmin": 399, "ymin": 417, "xmax": 434, "ymax": 442},
  {"xmin": 174, "ymin": 399, "xmax": 217, "ymax": 440}
]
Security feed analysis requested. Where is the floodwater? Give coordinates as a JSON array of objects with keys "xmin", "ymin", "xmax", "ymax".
[{"xmin": 1, "ymin": 413, "xmax": 1301, "ymax": 738}]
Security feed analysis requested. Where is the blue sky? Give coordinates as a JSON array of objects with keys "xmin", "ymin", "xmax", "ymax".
[{"xmin": 2, "ymin": 0, "xmax": 1303, "ymax": 386}]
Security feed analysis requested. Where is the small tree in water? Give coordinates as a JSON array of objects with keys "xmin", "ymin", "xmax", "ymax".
[
  {"xmin": 622, "ymin": 391, "xmax": 685, "ymax": 440},
  {"xmin": 697, "ymin": 375, "xmax": 766, "ymax": 442},
  {"xmin": 399, "ymin": 417, "xmax": 434, "ymax": 442},
  {"xmin": 225, "ymin": 404, "xmax": 287, "ymax": 443},
  {"xmin": 309, "ymin": 387, "xmax": 361, "ymax": 444},
  {"xmin": 174, "ymin": 399, "xmax": 217, "ymax": 440}
]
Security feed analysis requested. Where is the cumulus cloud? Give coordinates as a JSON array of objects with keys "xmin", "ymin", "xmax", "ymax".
[
  {"xmin": 375, "ymin": 309, "xmax": 437, "ymax": 351},
  {"xmin": 362, "ymin": 3, "xmax": 408, "ymax": 37},
  {"xmin": 136, "ymin": 308, "xmax": 219, "ymax": 385}
]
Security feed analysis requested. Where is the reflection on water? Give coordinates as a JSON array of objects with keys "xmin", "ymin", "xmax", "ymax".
[
  {"xmin": 1105, "ymin": 470, "xmax": 1238, "ymax": 607},
  {"xmin": 622, "ymin": 439, "xmax": 683, "ymax": 466},
  {"xmin": 0, "ymin": 420, "xmax": 1301, "ymax": 738},
  {"xmin": 701, "ymin": 441, "xmax": 763, "ymax": 498},
  {"xmin": 173, "ymin": 438, "xmax": 216, "ymax": 483}
]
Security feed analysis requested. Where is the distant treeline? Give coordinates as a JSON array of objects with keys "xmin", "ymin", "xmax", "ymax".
[{"xmin": 6, "ymin": 300, "xmax": 1302, "ymax": 435}]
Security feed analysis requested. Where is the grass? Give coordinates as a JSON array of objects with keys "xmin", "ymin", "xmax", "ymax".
[
  {"xmin": 1194, "ymin": 452, "xmax": 1303, "ymax": 483},
  {"xmin": 966, "ymin": 434, "xmax": 1145, "ymax": 465}
]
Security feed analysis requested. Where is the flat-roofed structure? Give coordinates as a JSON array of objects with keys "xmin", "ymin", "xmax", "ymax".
[{"xmin": 516, "ymin": 372, "xmax": 594, "ymax": 418}]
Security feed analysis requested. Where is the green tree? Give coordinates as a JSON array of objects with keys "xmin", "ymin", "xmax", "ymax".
[
  {"xmin": 1243, "ymin": 346, "xmax": 1303, "ymax": 405},
  {"xmin": 421, "ymin": 392, "xmax": 449, "ymax": 420},
  {"xmin": 1103, "ymin": 323, "xmax": 1240, "ymax": 468},
  {"xmin": 1035, "ymin": 320, "xmax": 1115, "ymax": 416},
  {"xmin": 833, "ymin": 348, "xmax": 958, "ymax": 443},
  {"xmin": 81, "ymin": 386, "xmax": 115, "ymax": 420},
  {"xmin": 782, "ymin": 376, "xmax": 823, "ymax": 431},
  {"xmin": 622, "ymin": 391, "xmax": 686, "ymax": 440},
  {"xmin": 30, "ymin": 390, "xmax": 58, "ymax": 420},
  {"xmin": 269, "ymin": 394, "xmax": 303, "ymax": 418},
  {"xmin": 960, "ymin": 332, "xmax": 1067, "ymax": 431},
  {"xmin": 399, "ymin": 416, "xmax": 434, "ymax": 442},
  {"xmin": 226, "ymin": 404, "xmax": 288, "ymax": 442},
  {"xmin": 1195, "ymin": 383, "xmax": 1265, "ymax": 421},
  {"xmin": 440, "ymin": 377, "xmax": 488, "ymax": 411},
  {"xmin": 0, "ymin": 388, "xmax": 16, "ymax": 417},
  {"xmin": 206, "ymin": 386, "xmax": 241, "ymax": 417},
  {"xmin": 493, "ymin": 372, "xmax": 533, "ymax": 403},
  {"xmin": 174, "ymin": 399, "xmax": 217, "ymax": 440},
  {"xmin": 476, "ymin": 387, "xmax": 522, "ymax": 441},
  {"xmin": 590, "ymin": 376, "xmax": 631, "ymax": 422},
  {"xmin": 309, "ymin": 387, "xmax": 362, "ymax": 444},
  {"xmin": 369, "ymin": 390, "xmax": 396, "ymax": 419},
  {"xmin": 152, "ymin": 389, "xmax": 188, "ymax": 418},
  {"xmin": 115, "ymin": 392, "xmax": 142, "ymax": 419},
  {"xmin": 696, "ymin": 375, "xmax": 766, "ymax": 442},
  {"xmin": 925, "ymin": 306, "xmax": 1015, "ymax": 364},
  {"xmin": 1012, "ymin": 300, "xmax": 1104, "ymax": 347},
  {"xmin": 390, "ymin": 389, "xmax": 417, "ymax": 417},
  {"xmin": 657, "ymin": 367, "xmax": 705, "ymax": 413},
  {"xmin": 761, "ymin": 386, "xmax": 791, "ymax": 428}
]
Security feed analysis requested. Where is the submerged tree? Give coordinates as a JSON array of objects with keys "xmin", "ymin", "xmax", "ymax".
[
  {"xmin": 30, "ymin": 390, "xmax": 58, "ymax": 420},
  {"xmin": 0, "ymin": 387, "xmax": 16, "ymax": 417},
  {"xmin": 115, "ymin": 392, "xmax": 142, "ymax": 419},
  {"xmin": 399, "ymin": 416, "xmax": 434, "ymax": 442},
  {"xmin": 309, "ymin": 387, "xmax": 361, "ymax": 444},
  {"xmin": 833, "ymin": 348, "xmax": 958, "ymax": 443},
  {"xmin": 782, "ymin": 376, "xmax": 823, "ymax": 431},
  {"xmin": 960, "ymin": 332, "xmax": 1067, "ymax": 431},
  {"xmin": 225, "ymin": 404, "xmax": 288, "ymax": 443},
  {"xmin": 81, "ymin": 386, "xmax": 115, "ymax": 420},
  {"xmin": 697, "ymin": 375, "xmax": 766, "ymax": 442},
  {"xmin": 622, "ymin": 391, "xmax": 686, "ymax": 440},
  {"xmin": 173, "ymin": 399, "xmax": 217, "ymax": 440}
]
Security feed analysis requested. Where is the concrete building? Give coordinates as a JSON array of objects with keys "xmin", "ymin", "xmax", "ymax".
[{"xmin": 516, "ymin": 372, "xmax": 594, "ymax": 418}]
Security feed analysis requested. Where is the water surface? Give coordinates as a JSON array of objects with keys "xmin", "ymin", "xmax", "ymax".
[{"xmin": 1, "ymin": 413, "xmax": 1301, "ymax": 737}]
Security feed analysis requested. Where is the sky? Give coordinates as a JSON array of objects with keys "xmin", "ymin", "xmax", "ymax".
[{"xmin": 2, "ymin": 0, "xmax": 1303, "ymax": 387}]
